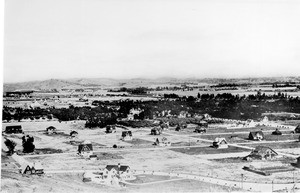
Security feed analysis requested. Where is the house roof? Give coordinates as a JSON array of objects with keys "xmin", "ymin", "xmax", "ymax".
[
  {"xmin": 46, "ymin": 126, "xmax": 56, "ymax": 130},
  {"xmin": 252, "ymin": 146, "xmax": 278, "ymax": 155},
  {"xmin": 105, "ymin": 165, "xmax": 130, "ymax": 172},
  {"xmin": 214, "ymin": 137, "xmax": 227, "ymax": 144},
  {"xmin": 249, "ymin": 131, "xmax": 264, "ymax": 136},
  {"xmin": 78, "ymin": 144, "xmax": 93, "ymax": 152}
]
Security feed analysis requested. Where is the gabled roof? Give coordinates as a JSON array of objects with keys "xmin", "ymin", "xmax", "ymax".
[
  {"xmin": 46, "ymin": 126, "xmax": 56, "ymax": 130},
  {"xmin": 78, "ymin": 144, "xmax": 93, "ymax": 152},
  {"xmin": 20, "ymin": 162, "xmax": 33, "ymax": 173},
  {"xmin": 249, "ymin": 131, "xmax": 264, "ymax": 136},
  {"xmin": 213, "ymin": 137, "xmax": 227, "ymax": 144},
  {"xmin": 252, "ymin": 146, "xmax": 278, "ymax": 155},
  {"xmin": 105, "ymin": 165, "xmax": 130, "ymax": 172}
]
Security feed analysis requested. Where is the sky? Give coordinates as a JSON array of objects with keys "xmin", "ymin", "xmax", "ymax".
[{"xmin": 3, "ymin": 0, "xmax": 300, "ymax": 83}]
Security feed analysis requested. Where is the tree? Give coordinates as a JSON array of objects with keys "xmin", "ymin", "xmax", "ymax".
[
  {"xmin": 4, "ymin": 138, "xmax": 16, "ymax": 155},
  {"xmin": 22, "ymin": 135, "xmax": 35, "ymax": 153}
]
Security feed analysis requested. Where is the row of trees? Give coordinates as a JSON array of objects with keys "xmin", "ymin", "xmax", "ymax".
[{"xmin": 3, "ymin": 92, "xmax": 300, "ymax": 128}]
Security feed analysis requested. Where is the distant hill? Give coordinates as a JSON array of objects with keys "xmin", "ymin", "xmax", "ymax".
[{"xmin": 3, "ymin": 77, "xmax": 300, "ymax": 92}]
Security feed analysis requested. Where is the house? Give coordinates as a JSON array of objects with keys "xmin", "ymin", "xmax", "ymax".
[
  {"xmin": 178, "ymin": 111, "xmax": 188, "ymax": 118},
  {"xmin": 151, "ymin": 127, "xmax": 162, "ymax": 135},
  {"xmin": 272, "ymin": 128, "xmax": 282, "ymax": 135},
  {"xmin": 194, "ymin": 126, "xmax": 206, "ymax": 133},
  {"xmin": 247, "ymin": 120, "xmax": 257, "ymax": 127},
  {"xmin": 248, "ymin": 131, "xmax": 264, "ymax": 141},
  {"xmin": 20, "ymin": 162, "xmax": 44, "ymax": 175},
  {"xmin": 160, "ymin": 122, "xmax": 169, "ymax": 130},
  {"xmin": 106, "ymin": 125, "xmax": 116, "ymax": 133},
  {"xmin": 104, "ymin": 163, "xmax": 133, "ymax": 180},
  {"xmin": 70, "ymin": 130, "xmax": 78, "ymax": 138},
  {"xmin": 244, "ymin": 146, "xmax": 278, "ymax": 161},
  {"xmin": 127, "ymin": 108, "xmax": 143, "ymax": 120},
  {"xmin": 199, "ymin": 121, "xmax": 208, "ymax": 128},
  {"xmin": 261, "ymin": 116, "xmax": 269, "ymax": 123},
  {"xmin": 121, "ymin": 131, "xmax": 132, "ymax": 141},
  {"xmin": 154, "ymin": 137, "xmax": 171, "ymax": 147},
  {"xmin": 46, "ymin": 126, "xmax": 57, "ymax": 135},
  {"xmin": 295, "ymin": 125, "xmax": 300, "ymax": 133},
  {"xmin": 212, "ymin": 138, "xmax": 228, "ymax": 149},
  {"xmin": 78, "ymin": 140, "xmax": 93, "ymax": 157},
  {"xmin": 4, "ymin": 125, "xmax": 23, "ymax": 134}
]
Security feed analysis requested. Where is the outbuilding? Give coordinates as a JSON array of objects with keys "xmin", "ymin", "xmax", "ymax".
[
  {"xmin": 212, "ymin": 138, "xmax": 228, "ymax": 149},
  {"xmin": 4, "ymin": 125, "xmax": 23, "ymax": 134},
  {"xmin": 121, "ymin": 131, "xmax": 132, "ymax": 141},
  {"xmin": 46, "ymin": 126, "xmax": 57, "ymax": 135},
  {"xmin": 248, "ymin": 131, "xmax": 264, "ymax": 141}
]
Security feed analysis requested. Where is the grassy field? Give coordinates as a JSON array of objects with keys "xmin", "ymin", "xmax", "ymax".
[
  {"xmin": 170, "ymin": 146, "xmax": 247, "ymax": 155},
  {"xmin": 241, "ymin": 141, "xmax": 300, "ymax": 149}
]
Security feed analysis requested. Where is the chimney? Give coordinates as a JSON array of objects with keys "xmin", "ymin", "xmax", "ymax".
[{"xmin": 118, "ymin": 163, "xmax": 121, "ymax": 170}]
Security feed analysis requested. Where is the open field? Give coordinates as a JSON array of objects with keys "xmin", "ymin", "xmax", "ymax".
[{"xmin": 2, "ymin": 119, "xmax": 300, "ymax": 192}]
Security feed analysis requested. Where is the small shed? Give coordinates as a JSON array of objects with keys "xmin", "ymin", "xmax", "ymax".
[
  {"xmin": 212, "ymin": 138, "xmax": 228, "ymax": 149},
  {"xmin": 151, "ymin": 127, "xmax": 162, "ymax": 135},
  {"xmin": 78, "ymin": 140, "xmax": 93, "ymax": 157},
  {"xmin": 248, "ymin": 131, "xmax": 264, "ymax": 141},
  {"xmin": 121, "ymin": 131, "xmax": 132, "ymax": 141},
  {"xmin": 272, "ymin": 128, "xmax": 282, "ymax": 135},
  {"xmin": 199, "ymin": 121, "xmax": 208, "ymax": 128},
  {"xmin": 5, "ymin": 125, "xmax": 23, "ymax": 134},
  {"xmin": 46, "ymin": 126, "xmax": 57, "ymax": 135},
  {"xmin": 70, "ymin": 130, "xmax": 78, "ymax": 138},
  {"xmin": 20, "ymin": 162, "xmax": 44, "ymax": 175},
  {"xmin": 106, "ymin": 125, "xmax": 116, "ymax": 133}
]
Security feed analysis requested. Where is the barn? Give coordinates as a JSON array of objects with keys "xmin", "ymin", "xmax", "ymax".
[{"xmin": 4, "ymin": 125, "xmax": 23, "ymax": 134}]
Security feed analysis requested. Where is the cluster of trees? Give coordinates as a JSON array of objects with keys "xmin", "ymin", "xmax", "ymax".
[
  {"xmin": 22, "ymin": 135, "xmax": 35, "ymax": 153},
  {"xmin": 3, "ymin": 92, "xmax": 300, "ymax": 128}
]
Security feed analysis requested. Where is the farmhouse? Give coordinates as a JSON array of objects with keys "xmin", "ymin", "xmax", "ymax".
[
  {"xmin": 212, "ymin": 138, "xmax": 228, "ymax": 149},
  {"xmin": 244, "ymin": 146, "xmax": 278, "ymax": 161},
  {"xmin": 272, "ymin": 128, "xmax": 282, "ymax": 135},
  {"xmin": 106, "ymin": 125, "xmax": 116, "ymax": 133},
  {"xmin": 151, "ymin": 127, "xmax": 162, "ymax": 135},
  {"xmin": 78, "ymin": 140, "xmax": 93, "ymax": 157},
  {"xmin": 248, "ymin": 131, "xmax": 264, "ymax": 141},
  {"xmin": 121, "ymin": 131, "xmax": 132, "ymax": 141},
  {"xmin": 20, "ymin": 162, "xmax": 44, "ymax": 175},
  {"xmin": 154, "ymin": 137, "xmax": 171, "ymax": 147},
  {"xmin": 4, "ymin": 125, "xmax": 23, "ymax": 134},
  {"xmin": 46, "ymin": 126, "xmax": 57, "ymax": 135},
  {"xmin": 104, "ymin": 164, "xmax": 133, "ymax": 180}
]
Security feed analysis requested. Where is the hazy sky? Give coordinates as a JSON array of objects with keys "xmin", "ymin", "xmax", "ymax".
[{"xmin": 4, "ymin": 0, "xmax": 300, "ymax": 83}]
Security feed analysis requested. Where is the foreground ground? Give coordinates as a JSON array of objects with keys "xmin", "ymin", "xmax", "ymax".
[{"xmin": 2, "ymin": 120, "xmax": 300, "ymax": 192}]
